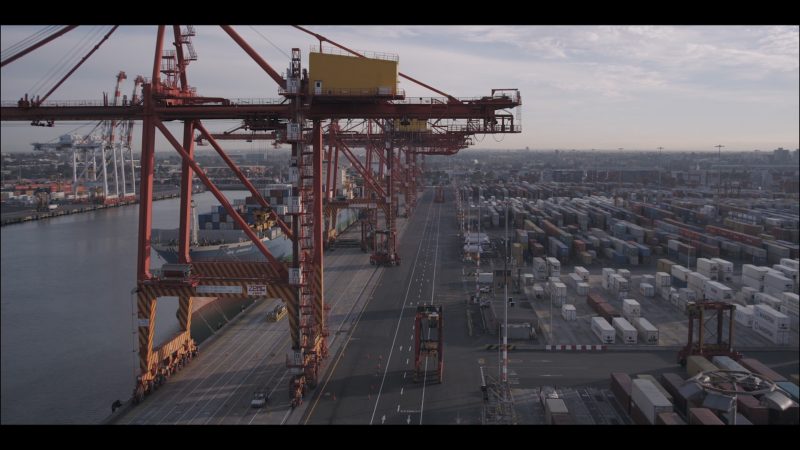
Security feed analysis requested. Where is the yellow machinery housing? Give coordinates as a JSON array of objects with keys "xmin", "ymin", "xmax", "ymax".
[
  {"xmin": 308, "ymin": 51, "xmax": 398, "ymax": 97},
  {"xmin": 394, "ymin": 118, "xmax": 429, "ymax": 133}
]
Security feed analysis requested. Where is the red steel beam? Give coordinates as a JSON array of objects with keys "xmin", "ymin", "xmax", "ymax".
[
  {"xmin": 1, "ymin": 101, "xmax": 519, "ymax": 121},
  {"xmin": 1, "ymin": 25, "xmax": 78, "ymax": 68},
  {"xmin": 136, "ymin": 84, "xmax": 159, "ymax": 280},
  {"xmin": 194, "ymin": 121, "xmax": 294, "ymax": 240},
  {"xmin": 177, "ymin": 120, "xmax": 195, "ymax": 263},
  {"xmin": 221, "ymin": 26, "xmax": 287, "ymax": 90},
  {"xmin": 154, "ymin": 118, "xmax": 287, "ymax": 275},
  {"xmin": 337, "ymin": 139, "xmax": 386, "ymax": 199},
  {"xmin": 172, "ymin": 25, "xmax": 189, "ymax": 91}
]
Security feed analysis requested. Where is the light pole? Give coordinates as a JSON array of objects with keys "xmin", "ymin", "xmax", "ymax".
[
  {"xmin": 502, "ymin": 198, "xmax": 509, "ymax": 388},
  {"xmin": 657, "ymin": 146, "xmax": 664, "ymax": 201},
  {"xmin": 715, "ymin": 144, "xmax": 724, "ymax": 219}
]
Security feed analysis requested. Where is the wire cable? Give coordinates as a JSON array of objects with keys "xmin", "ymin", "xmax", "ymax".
[
  {"xmin": 248, "ymin": 26, "xmax": 291, "ymax": 59},
  {"xmin": 28, "ymin": 26, "xmax": 102, "ymax": 97},
  {"xmin": 0, "ymin": 25, "xmax": 58, "ymax": 59}
]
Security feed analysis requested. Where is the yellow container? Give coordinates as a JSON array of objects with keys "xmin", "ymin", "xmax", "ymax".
[
  {"xmin": 393, "ymin": 118, "xmax": 428, "ymax": 132},
  {"xmin": 308, "ymin": 51, "xmax": 398, "ymax": 96}
]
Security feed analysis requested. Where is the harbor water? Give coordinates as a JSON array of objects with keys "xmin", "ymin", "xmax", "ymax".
[{"xmin": 1, "ymin": 191, "xmax": 251, "ymax": 424}]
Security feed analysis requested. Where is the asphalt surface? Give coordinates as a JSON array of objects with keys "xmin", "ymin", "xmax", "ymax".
[
  {"xmin": 302, "ymin": 187, "xmax": 488, "ymax": 424},
  {"xmin": 113, "ymin": 207, "xmax": 408, "ymax": 425}
]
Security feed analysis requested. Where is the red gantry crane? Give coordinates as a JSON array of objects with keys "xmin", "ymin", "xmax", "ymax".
[{"xmin": 1, "ymin": 25, "xmax": 521, "ymax": 407}]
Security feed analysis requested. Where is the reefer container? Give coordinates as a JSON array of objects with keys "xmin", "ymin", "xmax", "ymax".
[
  {"xmin": 704, "ymin": 281, "xmax": 734, "ymax": 302},
  {"xmin": 591, "ymin": 317, "xmax": 615, "ymax": 344},
  {"xmin": 631, "ymin": 378, "xmax": 673, "ymax": 424},
  {"xmin": 622, "ymin": 299, "xmax": 641, "ymax": 319},
  {"xmin": 544, "ymin": 398, "xmax": 569, "ymax": 425},
  {"xmin": 632, "ymin": 317, "xmax": 659, "ymax": 344},
  {"xmin": 639, "ymin": 283, "xmax": 655, "ymax": 297},
  {"xmin": 612, "ymin": 317, "xmax": 637, "ymax": 344},
  {"xmin": 754, "ymin": 304, "xmax": 790, "ymax": 330}
]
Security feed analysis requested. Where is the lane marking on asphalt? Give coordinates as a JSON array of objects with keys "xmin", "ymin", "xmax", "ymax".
[{"xmin": 401, "ymin": 387, "xmax": 404, "ymax": 395}]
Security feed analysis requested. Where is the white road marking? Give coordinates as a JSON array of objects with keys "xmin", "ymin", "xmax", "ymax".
[
  {"xmin": 368, "ymin": 198, "xmax": 436, "ymax": 425},
  {"xmin": 401, "ymin": 387, "xmax": 404, "ymax": 395}
]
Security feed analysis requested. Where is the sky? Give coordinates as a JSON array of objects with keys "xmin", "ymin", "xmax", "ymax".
[{"xmin": 1, "ymin": 25, "xmax": 798, "ymax": 153}]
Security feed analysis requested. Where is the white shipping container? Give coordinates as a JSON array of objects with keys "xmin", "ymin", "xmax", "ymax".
[
  {"xmin": 546, "ymin": 257, "xmax": 561, "ymax": 277},
  {"xmin": 622, "ymin": 299, "xmax": 641, "ymax": 317},
  {"xmin": 679, "ymin": 288, "xmax": 697, "ymax": 302},
  {"xmin": 671, "ymin": 265, "xmax": 690, "ymax": 282},
  {"xmin": 561, "ymin": 304, "xmax": 577, "ymax": 321},
  {"xmin": 612, "ymin": 317, "xmax": 638, "ymax": 344},
  {"xmin": 734, "ymin": 305, "xmax": 754, "ymax": 328},
  {"xmin": 764, "ymin": 272, "xmax": 793, "ymax": 293},
  {"xmin": 754, "ymin": 304, "xmax": 790, "ymax": 330},
  {"xmin": 568, "ymin": 273, "xmax": 583, "ymax": 287},
  {"xmin": 544, "ymin": 398, "xmax": 569, "ymax": 424},
  {"xmin": 576, "ymin": 282, "xmax": 589, "ymax": 296},
  {"xmin": 781, "ymin": 292, "xmax": 799, "ymax": 308},
  {"xmin": 740, "ymin": 286, "xmax": 758, "ymax": 304},
  {"xmin": 632, "ymin": 317, "xmax": 659, "ymax": 344},
  {"xmin": 591, "ymin": 317, "xmax": 615, "ymax": 344},
  {"xmin": 533, "ymin": 257, "xmax": 548, "ymax": 279},
  {"xmin": 641, "ymin": 274, "xmax": 656, "ymax": 286},
  {"xmin": 659, "ymin": 286, "xmax": 675, "ymax": 301},
  {"xmin": 612, "ymin": 274, "xmax": 629, "ymax": 292},
  {"xmin": 617, "ymin": 269, "xmax": 631, "ymax": 279},
  {"xmin": 754, "ymin": 292, "xmax": 782, "ymax": 309},
  {"xmin": 742, "ymin": 264, "xmax": 769, "ymax": 281},
  {"xmin": 752, "ymin": 318, "xmax": 791, "ymax": 345},
  {"xmin": 533, "ymin": 284, "xmax": 545, "ymax": 299},
  {"xmin": 704, "ymin": 281, "xmax": 734, "ymax": 302},
  {"xmin": 523, "ymin": 274, "xmax": 535, "ymax": 286},
  {"xmin": 697, "ymin": 258, "xmax": 719, "ymax": 280},
  {"xmin": 711, "ymin": 258, "xmax": 733, "ymax": 275},
  {"xmin": 742, "ymin": 274, "xmax": 764, "ymax": 292},
  {"xmin": 574, "ymin": 266, "xmax": 590, "ymax": 281},
  {"xmin": 655, "ymin": 272, "xmax": 671, "ymax": 288},
  {"xmin": 631, "ymin": 379, "xmax": 673, "ymax": 425},
  {"xmin": 639, "ymin": 283, "xmax": 655, "ymax": 297},
  {"xmin": 548, "ymin": 281, "xmax": 567, "ymax": 298},
  {"xmin": 602, "ymin": 268, "xmax": 616, "ymax": 290},
  {"xmin": 779, "ymin": 258, "xmax": 799, "ymax": 270},
  {"xmin": 688, "ymin": 272, "xmax": 710, "ymax": 289}
]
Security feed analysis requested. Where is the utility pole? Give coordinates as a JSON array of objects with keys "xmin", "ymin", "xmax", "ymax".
[
  {"xmin": 715, "ymin": 144, "xmax": 724, "ymax": 219},
  {"xmin": 657, "ymin": 146, "xmax": 664, "ymax": 202},
  {"xmin": 502, "ymin": 198, "xmax": 509, "ymax": 387}
]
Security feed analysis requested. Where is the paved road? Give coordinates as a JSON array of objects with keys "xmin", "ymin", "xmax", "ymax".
[
  {"xmin": 113, "ymin": 210, "xmax": 407, "ymax": 424},
  {"xmin": 303, "ymin": 187, "xmax": 488, "ymax": 424}
]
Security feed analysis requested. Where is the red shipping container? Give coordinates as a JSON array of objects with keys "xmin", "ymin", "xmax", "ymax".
[
  {"xmin": 610, "ymin": 372, "xmax": 632, "ymax": 414},
  {"xmin": 737, "ymin": 395, "xmax": 769, "ymax": 425},
  {"xmin": 738, "ymin": 358, "xmax": 787, "ymax": 382},
  {"xmin": 656, "ymin": 412, "xmax": 686, "ymax": 425},
  {"xmin": 688, "ymin": 408, "xmax": 724, "ymax": 425}
]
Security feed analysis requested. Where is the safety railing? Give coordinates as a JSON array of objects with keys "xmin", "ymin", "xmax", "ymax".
[
  {"xmin": 311, "ymin": 87, "xmax": 405, "ymax": 97},
  {"xmin": 309, "ymin": 45, "xmax": 399, "ymax": 62}
]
